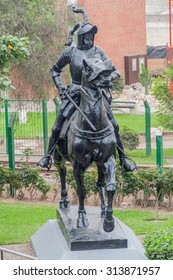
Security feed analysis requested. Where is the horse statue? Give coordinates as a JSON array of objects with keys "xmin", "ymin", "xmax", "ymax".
[{"xmin": 53, "ymin": 58, "xmax": 117, "ymax": 232}]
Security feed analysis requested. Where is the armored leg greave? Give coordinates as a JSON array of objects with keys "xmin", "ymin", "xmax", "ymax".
[
  {"xmin": 108, "ymin": 111, "xmax": 136, "ymax": 172},
  {"xmin": 38, "ymin": 110, "xmax": 65, "ymax": 168}
]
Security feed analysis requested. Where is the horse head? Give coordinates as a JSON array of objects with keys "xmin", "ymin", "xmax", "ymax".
[{"xmin": 82, "ymin": 58, "xmax": 114, "ymax": 89}]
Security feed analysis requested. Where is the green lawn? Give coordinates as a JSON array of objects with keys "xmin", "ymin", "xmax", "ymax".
[
  {"xmin": 0, "ymin": 112, "xmax": 170, "ymax": 138},
  {"xmin": 0, "ymin": 112, "xmax": 56, "ymax": 138},
  {"xmin": 115, "ymin": 114, "xmax": 170, "ymax": 133},
  {"xmin": 0, "ymin": 202, "xmax": 56, "ymax": 245},
  {"xmin": 0, "ymin": 202, "xmax": 173, "ymax": 245},
  {"xmin": 126, "ymin": 148, "xmax": 173, "ymax": 165},
  {"xmin": 114, "ymin": 209, "xmax": 173, "ymax": 235}
]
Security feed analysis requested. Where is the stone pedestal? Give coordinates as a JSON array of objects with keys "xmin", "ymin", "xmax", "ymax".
[{"xmin": 31, "ymin": 206, "xmax": 147, "ymax": 260}]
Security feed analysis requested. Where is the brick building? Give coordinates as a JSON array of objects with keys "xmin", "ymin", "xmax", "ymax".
[{"xmin": 77, "ymin": 0, "xmax": 147, "ymax": 77}]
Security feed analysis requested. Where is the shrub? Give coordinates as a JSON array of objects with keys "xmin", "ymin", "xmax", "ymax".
[
  {"xmin": 112, "ymin": 76, "xmax": 124, "ymax": 96},
  {"xmin": 16, "ymin": 166, "xmax": 50, "ymax": 200},
  {"xmin": 144, "ymin": 227, "xmax": 173, "ymax": 260},
  {"xmin": 0, "ymin": 163, "xmax": 50, "ymax": 200},
  {"xmin": 0, "ymin": 165, "xmax": 18, "ymax": 196},
  {"xmin": 120, "ymin": 126, "xmax": 139, "ymax": 150},
  {"xmin": 0, "ymin": 166, "xmax": 11, "ymax": 196},
  {"xmin": 138, "ymin": 63, "xmax": 151, "ymax": 95},
  {"xmin": 151, "ymin": 65, "xmax": 173, "ymax": 130},
  {"xmin": 66, "ymin": 167, "xmax": 98, "ymax": 198}
]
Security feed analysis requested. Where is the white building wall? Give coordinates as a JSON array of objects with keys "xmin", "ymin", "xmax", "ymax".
[{"xmin": 146, "ymin": 0, "xmax": 169, "ymax": 46}]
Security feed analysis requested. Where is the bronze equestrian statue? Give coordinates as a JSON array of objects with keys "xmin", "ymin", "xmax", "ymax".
[{"xmin": 38, "ymin": 5, "xmax": 136, "ymax": 232}]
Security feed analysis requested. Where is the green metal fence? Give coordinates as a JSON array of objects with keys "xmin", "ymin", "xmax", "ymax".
[
  {"xmin": 0, "ymin": 99, "xmax": 57, "ymax": 157},
  {"xmin": 1, "ymin": 97, "xmax": 173, "ymax": 169},
  {"xmin": 0, "ymin": 102, "xmax": 6, "ymax": 154},
  {"xmin": 124, "ymin": 101, "xmax": 173, "ymax": 169}
]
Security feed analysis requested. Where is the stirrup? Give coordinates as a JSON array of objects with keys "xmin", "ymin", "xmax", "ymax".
[
  {"xmin": 37, "ymin": 154, "xmax": 52, "ymax": 171},
  {"xmin": 121, "ymin": 156, "xmax": 137, "ymax": 172}
]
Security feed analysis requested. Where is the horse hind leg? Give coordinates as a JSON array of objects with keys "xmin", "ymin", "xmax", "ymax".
[
  {"xmin": 54, "ymin": 148, "xmax": 69, "ymax": 209},
  {"xmin": 73, "ymin": 161, "xmax": 89, "ymax": 228},
  {"xmin": 102, "ymin": 155, "xmax": 116, "ymax": 232},
  {"xmin": 97, "ymin": 164, "xmax": 106, "ymax": 218}
]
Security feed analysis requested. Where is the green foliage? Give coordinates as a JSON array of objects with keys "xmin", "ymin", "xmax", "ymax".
[
  {"xmin": 0, "ymin": 96, "xmax": 5, "ymax": 108},
  {"xmin": 0, "ymin": 35, "xmax": 30, "ymax": 91},
  {"xmin": 66, "ymin": 167, "xmax": 98, "ymax": 198},
  {"xmin": 0, "ymin": 0, "xmax": 75, "ymax": 96},
  {"xmin": 152, "ymin": 65, "xmax": 173, "ymax": 130},
  {"xmin": 121, "ymin": 171, "xmax": 143, "ymax": 199},
  {"xmin": 0, "ymin": 163, "xmax": 50, "ymax": 200},
  {"xmin": 0, "ymin": 165, "xmax": 12, "ymax": 196},
  {"xmin": 65, "ymin": 166, "xmax": 173, "ymax": 209},
  {"xmin": 120, "ymin": 126, "xmax": 139, "ymax": 150},
  {"xmin": 138, "ymin": 63, "xmax": 151, "ymax": 95},
  {"xmin": 16, "ymin": 166, "xmax": 50, "ymax": 200},
  {"xmin": 144, "ymin": 227, "xmax": 173, "ymax": 260},
  {"xmin": 112, "ymin": 76, "xmax": 124, "ymax": 96}
]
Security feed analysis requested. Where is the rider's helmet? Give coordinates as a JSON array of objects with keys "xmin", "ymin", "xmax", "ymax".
[
  {"xmin": 77, "ymin": 23, "xmax": 98, "ymax": 50},
  {"xmin": 65, "ymin": 5, "xmax": 98, "ymax": 49}
]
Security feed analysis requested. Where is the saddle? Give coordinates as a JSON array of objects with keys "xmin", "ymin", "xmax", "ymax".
[{"xmin": 59, "ymin": 111, "xmax": 77, "ymax": 139}]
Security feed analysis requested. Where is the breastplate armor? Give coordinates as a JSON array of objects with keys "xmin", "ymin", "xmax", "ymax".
[{"xmin": 70, "ymin": 47, "xmax": 102, "ymax": 83}]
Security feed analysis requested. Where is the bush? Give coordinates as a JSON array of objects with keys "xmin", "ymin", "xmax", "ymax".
[
  {"xmin": 112, "ymin": 76, "xmax": 124, "ymax": 96},
  {"xmin": 66, "ymin": 167, "xmax": 98, "ymax": 198},
  {"xmin": 120, "ymin": 126, "xmax": 139, "ymax": 150},
  {"xmin": 16, "ymin": 165, "xmax": 50, "ymax": 200},
  {"xmin": 0, "ymin": 166, "xmax": 12, "ymax": 196},
  {"xmin": 0, "ymin": 164, "xmax": 50, "ymax": 200},
  {"xmin": 144, "ymin": 227, "xmax": 173, "ymax": 260}
]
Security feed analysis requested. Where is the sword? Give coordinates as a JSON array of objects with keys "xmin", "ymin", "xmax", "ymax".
[{"xmin": 63, "ymin": 89, "xmax": 97, "ymax": 132}]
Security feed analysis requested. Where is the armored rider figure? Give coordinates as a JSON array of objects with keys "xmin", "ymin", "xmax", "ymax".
[{"xmin": 38, "ymin": 6, "xmax": 136, "ymax": 172}]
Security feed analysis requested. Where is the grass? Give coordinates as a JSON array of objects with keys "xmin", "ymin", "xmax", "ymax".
[
  {"xmin": 114, "ymin": 209, "xmax": 173, "ymax": 235},
  {"xmin": 0, "ymin": 202, "xmax": 173, "ymax": 245},
  {"xmin": 0, "ymin": 202, "xmax": 56, "ymax": 245},
  {"xmin": 0, "ymin": 112, "xmax": 56, "ymax": 138},
  {"xmin": 0, "ymin": 112, "xmax": 171, "ymax": 139},
  {"xmin": 115, "ymin": 113, "xmax": 170, "ymax": 133},
  {"xmin": 126, "ymin": 148, "xmax": 173, "ymax": 165}
]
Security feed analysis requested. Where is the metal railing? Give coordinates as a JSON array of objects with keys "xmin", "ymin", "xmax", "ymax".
[{"xmin": 0, "ymin": 246, "xmax": 38, "ymax": 260}]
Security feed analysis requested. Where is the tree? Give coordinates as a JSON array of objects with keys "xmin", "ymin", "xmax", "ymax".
[
  {"xmin": 0, "ymin": 35, "xmax": 30, "ymax": 91},
  {"xmin": 0, "ymin": 0, "xmax": 76, "ymax": 98},
  {"xmin": 152, "ymin": 65, "xmax": 173, "ymax": 130}
]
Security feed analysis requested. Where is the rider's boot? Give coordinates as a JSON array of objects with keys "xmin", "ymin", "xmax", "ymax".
[
  {"xmin": 111, "ymin": 118, "xmax": 136, "ymax": 172},
  {"xmin": 116, "ymin": 138, "xmax": 136, "ymax": 172},
  {"xmin": 38, "ymin": 111, "xmax": 65, "ymax": 169},
  {"xmin": 37, "ymin": 135, "xmax": 57, "ymax": 168}
]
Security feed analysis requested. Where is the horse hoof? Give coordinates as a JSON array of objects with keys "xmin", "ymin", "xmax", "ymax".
[
  {"xmin": 77, "ymin": 211, "xmax": 89, "ymax": 228},
  {"xmin": 59, "ymin": 199, "xmax": 70, "ymax": 209},
  {"xmin": 103, "ymin": 218, "xmax": 115, "ymax": 232},
  {"xmin": 77, "ymin": 217, "xmax": 89, "ymax": 228}
]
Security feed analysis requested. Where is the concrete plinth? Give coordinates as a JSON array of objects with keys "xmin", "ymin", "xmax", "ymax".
[{"xmin": 31, "ymin": 206, "xmax": 147, "ymax": 260}]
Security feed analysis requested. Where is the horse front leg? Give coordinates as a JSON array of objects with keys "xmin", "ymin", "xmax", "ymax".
[
  {"xmin": 102, "ymin": 155, "xmax": 116, "ymax": 232},
  {"xmin": 54, "ymin": 149, "xmax": 69, "ymax": 209},
  {"xmin": 73, "ymin": 161, "xmax": 89, "ymax": 228},
  {"xmin": 97, "ymin": 164, "xmax": 106, "ymax": 218}
]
